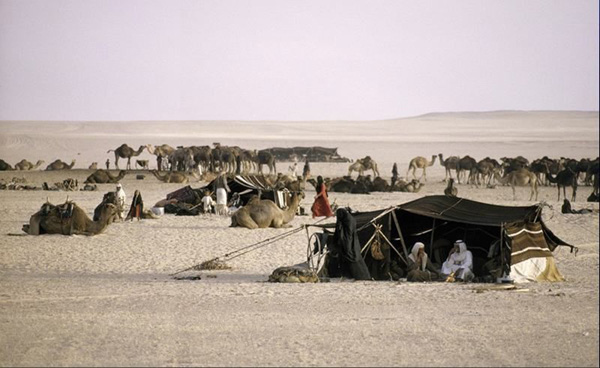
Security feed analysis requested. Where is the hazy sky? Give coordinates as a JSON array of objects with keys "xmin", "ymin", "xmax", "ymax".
[{"xmin": 0, "ymin": 0, "xmax": 598, "ymax": 121}]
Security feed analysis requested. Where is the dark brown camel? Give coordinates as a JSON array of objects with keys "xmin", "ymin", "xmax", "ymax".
[
  {"xmin": 545, "ymin": 164, "xmax": 578, "ymax": 202},
  {"xmin": 256, "ymin": 150, "xmax": 277, "ymax": 175},
  {"xmin": 438, "ymin": 154, "xmax": 460, "ymax": 182},
  {"xmin": 457, "ymin": 155, "xmax": 477, "ymax": 184},
  {"xmin": 107, "ymin": 144, "xmax": 147, "ymax": 170}
]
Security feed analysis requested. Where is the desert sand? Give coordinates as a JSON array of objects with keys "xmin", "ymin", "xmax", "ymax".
[{"xmin": 0, "ymin": 111, "xmax": 598, "ymax": 367}]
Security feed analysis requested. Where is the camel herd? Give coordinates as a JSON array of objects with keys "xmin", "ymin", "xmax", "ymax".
[
  {"xmin": 0, "ymin": 158, "xmax": 76, "ymax": 171},
  {"xmin": 2, "ymin": 143, "xmax": 599, "ymax": 202},
  {"xmin": 433, "ymin": 154, "xmax": 599, "ymax": 202}
]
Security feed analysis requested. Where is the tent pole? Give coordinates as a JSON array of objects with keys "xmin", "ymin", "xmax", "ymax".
[
  {"xmin": 429, "ymin": 218, "xmax": 436, "ymax": 258},
  {"xmin": 391, "ymin": 210, "xmax": 410, "ymax": 260},
  {"xmin": 500, "ymin": 223, "xmax": 506, "ymax": 279}
]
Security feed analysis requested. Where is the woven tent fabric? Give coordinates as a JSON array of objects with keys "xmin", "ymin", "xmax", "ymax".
[
  {"xmin": 506, "ymin": 222, "xmax": 553, "ymax": 265},
  {"xmin": 397, "ymin": 196, "xmax": 540, "ymax": 227}
]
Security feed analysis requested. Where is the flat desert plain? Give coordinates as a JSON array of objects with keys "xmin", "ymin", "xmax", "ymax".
[{"xmin": 0, "ymin": 111, "xmax": 598, "ymax": 366}]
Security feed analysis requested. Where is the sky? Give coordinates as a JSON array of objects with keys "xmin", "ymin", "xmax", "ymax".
[{"xmin": 0, "ymin": 0, "xmax": 598, "ymax": 121}]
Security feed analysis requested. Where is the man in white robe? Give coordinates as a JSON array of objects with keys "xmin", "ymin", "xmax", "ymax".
[
  {"xmin": 213, "ymin": 171, "xmax": 231, "ymax": 215},
  {"xmin": 115, "ymin": 183, "xmax": 126, "ymax": 220},
  {"xmin": 442, "ymin": 239, "xmax": 474, "ymax": 282}
]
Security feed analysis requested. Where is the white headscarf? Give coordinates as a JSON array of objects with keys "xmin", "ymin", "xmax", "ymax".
[
  {"xmin": 452, "ymin": 240, "xmax": 468, "ymax": 263},
  {"xmin": 409, "ymin": 242, "xmax": 427, "ymax": 271}
]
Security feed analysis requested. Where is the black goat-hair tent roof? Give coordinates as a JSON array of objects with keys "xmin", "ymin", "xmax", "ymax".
[
  {"xmin": 313, "ymin": 195, "xmax": 573, "ymax": 279},
  {"xmin": 200, "ymin": 175, "xmax": 282, "ymax": 206},
  {"xmin": 321, "ymin": 196, "xmax": 546, "ymax": 229}
]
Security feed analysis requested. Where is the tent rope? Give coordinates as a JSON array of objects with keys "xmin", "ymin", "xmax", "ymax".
[
  {"xmin": 171, "ymin": 217, "xmax": 331, "ymax": 276},
  {"xmin": 437, "ymin": 198, "xmax": 465, "ymax": 216}
]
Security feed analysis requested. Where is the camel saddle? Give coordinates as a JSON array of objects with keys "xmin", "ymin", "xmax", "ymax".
[{"xmin": 56, "ymin": 202, "xmax": 75, "ymax": 219}]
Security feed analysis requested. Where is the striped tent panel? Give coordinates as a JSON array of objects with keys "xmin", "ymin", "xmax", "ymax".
[{"xmin": 506, "ymin": 222, "xmax": 553, "ymax": 265}]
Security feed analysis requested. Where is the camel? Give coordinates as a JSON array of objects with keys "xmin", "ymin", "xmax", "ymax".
[
  {"xmin": 274, "ymin": 174, "xmax": 305, "ymax": 192},
  {"xmin": 89, "ymin": 162, "xmax": 98, "ymax": 170},
  {"xmin": 493, "ymin": 168, "xmax": 539, "ymax": 201},
  {"xmin": 398, "ymin": 179, "xmax": 424, "ymax": 193},
  {"xmin": 94, "ymin": 191, "xmax": 119, "ymax": 223},
  {"xmin": 545, "ymin": 165, "xmax": 578, "ymax": 202},
  {"xmin": 147, "ymin": 144, "xmax": 176, "ymax": 171},
  {"xmin": 500, "ymin": 156, "xmax": 530, "ymax": 175},
  {"xmin": 15, "ymin": 159, "xmax": 45, "ymax": 171},
  {"xmin": 347, "ymin": 161, "xmax": 366, "ymax": 177},
  {"xmin": 457, "ymin": 155, "xmax": 478, "ymax": 184},
  {"xmin": 237, "ymin": 149, "xmax": 257, "ymax": 174},
  {"xmin": 325, "ymin": 176, "xmax": 370, "ymax": 194},
  {"xmin": 407, "ymin": 155, "xmax": 436, "ymax": 182},
  {"xmin": 150, "ymin": 169, "xmax": 192, "ymax": 183},
  {"xmin": 169, "ymin": 146, "xmax": 196, "ymax": 172},
  {"xmin": 372, "ymin": 177, "xmax": 390, "ymax": 192},
  {"xmin": 438, "ymin": 153, "xmax": 460, "ymax": 182},
  {"xmin": 444, "ymin": 178, "xmax": 458, "ymax": 197},
  {"xmin": 84, "ymin": 169, "xmax": 127, "ymax": 184},
  {"xmin": 45, "ymin": 159, "xmax": 76, "ymax": 171},
  {"xmin": 475, "ymin": 158, "xmax": 499, "ymax": 187},
  {"xmin": 348, "ymin": 157, "xmax": 380, "ymax": 177},
  {"xmin": 190, "ymin": 145, "xmax": 213, "ymax": 173},
  {"xmin": 256, "ymin": 150, "xmax": 277, "ymax": 175},
  {"xmin": 0, "ymin": 159, "xmax": 14, "ymax": 171},
  {"xmin": 231, "ymin": 191, "xmax": 304, "ymax": 229},
  {"xmin": 23, "ymin": 200, "xmax": 118, "ymax": 236},
  {"xmin": 107, "ymin": 144, "xmax": 147, "ymax": 170}
]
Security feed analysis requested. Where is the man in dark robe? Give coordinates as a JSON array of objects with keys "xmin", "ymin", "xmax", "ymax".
[
  {"xmin": 126, "ymin": 190, "xmax": 143, "ymax": 221},
  {"xmin": 329, "ymin": 208, "xmax": 371, "ymax": 280}
]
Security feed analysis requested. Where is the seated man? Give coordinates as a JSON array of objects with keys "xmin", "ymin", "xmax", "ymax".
[
  {"xmin": 201, "ymin": 190, "xmax": 215, "ymax": 214},
  {"xmin": 441, "ymin": 239, "xmax": 474, "ymax": 282},
  {"xmin": 406, "ymin": 242, "xmax": 442, "ymax": 282}
]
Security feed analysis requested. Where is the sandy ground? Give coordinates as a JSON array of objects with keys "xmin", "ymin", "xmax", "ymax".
[{"xmin": 0, "ymin": 112, "xmax": 598, "ymax": 366}]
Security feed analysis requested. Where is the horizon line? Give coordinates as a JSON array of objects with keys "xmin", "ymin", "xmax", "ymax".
[{"xmin": 1, "ymin": 109, "xmax": 598, "ymax": 124}]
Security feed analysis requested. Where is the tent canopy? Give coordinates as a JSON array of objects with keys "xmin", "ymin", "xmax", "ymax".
[
  {"xmin": 201, "ymin": 175, "xmax": 287, "ymax": 208},
  {"xmin": 312, "ymin": 195, "xmax": 573, "ymax": 282}
]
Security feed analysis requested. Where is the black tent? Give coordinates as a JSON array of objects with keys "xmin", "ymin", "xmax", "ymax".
[
  {"xmin": 312, "ymin": 196, "xmax": 574, "ymax": 282},
  {"xmin": 200, "ymin": 175, "xmax": 288, "ymax": 208}
]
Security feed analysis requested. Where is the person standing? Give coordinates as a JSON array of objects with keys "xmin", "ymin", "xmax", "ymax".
[
  {"xmin": 105, "ymin": 158, "xmax": 110, "ymax": 170},
  {"xmin": 391, "ymin": 162, "xmax": 399, "ymax": 187},
  {"xmin": 213, "ymin": 171, "xmax": 231, "ymax": 215},
  {"xmin": 302, "ymin": 157, "xmax": 311, "ymax": 181},
  {"xmin": 115, "ymin": 183, "xmax": 126, "ymax": 220},
  {"xmin": 311, "ymin": 176, "xmax": 334, "ymax": 218},
  {"xmin": 289, "ymin": 158, "xmax": 298, "ymax": 177},
  {"xmin": 126, "ymin": 190, "xmax": 143, "ymax": 221},
  {"xmin": 329, "ymin": 207, "xmax": 370, "ymax": 280},
  {"xmin": 201, "ymin": 190, "xmax": 215, "ymax": 214}
]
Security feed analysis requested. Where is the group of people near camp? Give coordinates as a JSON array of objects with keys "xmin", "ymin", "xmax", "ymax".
[
  {"xmin": 406, "ymin": 240, "xmax": 474, "ymax": 282},
  {"xmin": 112, "ymin": 183, "xmax": 144, "ymax": 221},
  {"xmin": 325, "ymin": 206, "xmax": 475, "ymax": 282}
]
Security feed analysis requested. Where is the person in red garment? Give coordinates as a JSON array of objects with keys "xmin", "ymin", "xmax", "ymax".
[{"xmin": 311, "ymin": 175, "xmax": 334, "ymax": 218}]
